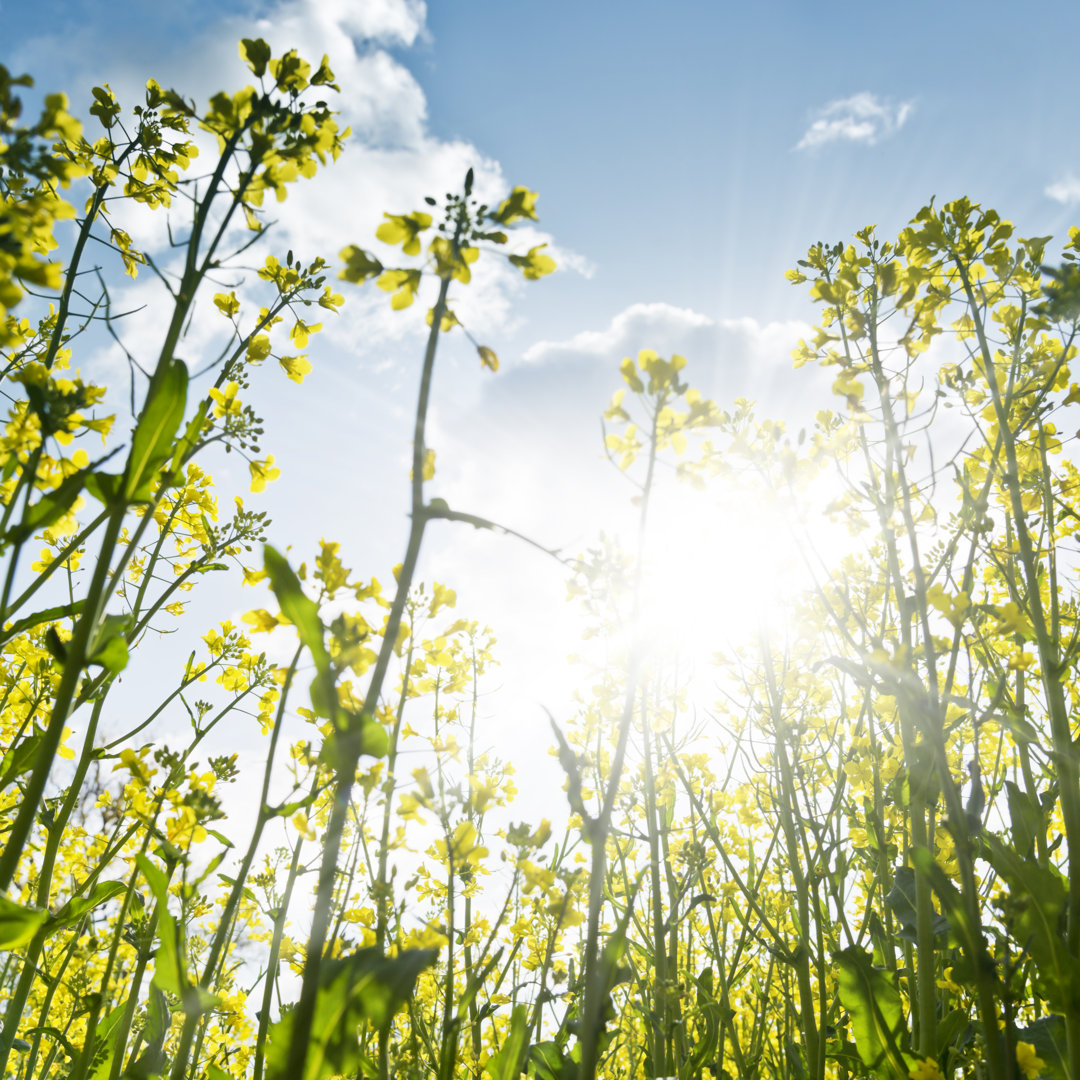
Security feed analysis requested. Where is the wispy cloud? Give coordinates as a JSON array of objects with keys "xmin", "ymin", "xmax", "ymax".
[
  {"xmin": 45, "ymin": 0, "xmax": 593, "ymax": 381},
  {"xmin": 795, "ymin": 92, "xmax": 913, "ymax": 151},
  {"xmin": 518, "ymin": 302, "xmax": 816, "ymax": 416},
  {"xmin": 1046, "ymin": 174, "xmax": 1080, "ymax": 205}
]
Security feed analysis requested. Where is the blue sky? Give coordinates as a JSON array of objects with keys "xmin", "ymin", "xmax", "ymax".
[
  {"xmin": 8, "ymin": 0, "xmax": 1080, "ymax": 781},
  {"xmin": 12, "ymin": 0, "xmax": 1080, "ymax": 345}
]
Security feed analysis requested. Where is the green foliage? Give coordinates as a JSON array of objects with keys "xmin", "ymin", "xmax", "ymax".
[
  {"xmin": 264, "ymin": 948, "xmax": 437, "ymax": 1080},
  {"xmin": 835, "ymin": 947, "xmax": 915, "ymax": 1079}
]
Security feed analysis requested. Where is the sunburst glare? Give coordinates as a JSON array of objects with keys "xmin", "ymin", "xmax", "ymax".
[{"xmin": 635, "ymin": 471, "xmax": 835, "ymax": 676}]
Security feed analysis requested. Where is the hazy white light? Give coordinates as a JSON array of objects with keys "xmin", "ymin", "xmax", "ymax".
[{"xmin": 633, "ymin": 471, "xmax": 839, "ymax": 674}]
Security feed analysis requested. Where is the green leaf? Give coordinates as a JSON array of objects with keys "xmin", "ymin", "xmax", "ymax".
[
  {"xmin": 935, "ymin": 1009, "xmax": 973, "ymax": 1054},
  {"xmin": 834, "ymin": 946, "xmax": 915, "ymax": 1080},
  {"xmin": 0, "ymin": 599, "xmax": 85, "ymax": 645},
  {"xmin": 0, "ymin": 896, "xmax": 48, "ymax": 950},
  {"xmin": 136, "ymin": 853, "xmax": 169, "ymax": 904},
  {"xmin": 982, "ymin": 835, "xmax": 1077, "ymax": 1012},
  {"xmin": 485, "ymin": 1004, "xmax": 529, "ymax": 1080},
  {"xmin": 84, "ymin": 471, "xmax": 124, "ymax": 506},
  {"xmin": 549, "ymin": 717, "xmax": 587, "ymax": 825},
  {"xmin": 319, "ymin": 713, "xmax": 389, "ymax": 774},
  {"xmin": 265, "ymin": 544, "xmax": 337, "ymax": 723},
  {"xmin": 0, "ymin": 726, "xmax": 46, "ymax": 792},
  {"xmin": 264, "ymin": 791, "xmax": 318, "ymax": 820},
  {"xmin": 18, "ymin": 1027, "xmax": 73, "ymax": 1058},
  {"xmin": 684, "ymin": 968, "xmax": 721, "ymax": 1078},
  {"xmin": 124, "ymin": 358, "xmax": 188, "ymax": 502},
  {"xmin": 526, "ymin": 1042, "xmax": 570, "ymax": 1080},
  {"xmin": 169, "ymin": 401, "xmax": 209, "ymax": 475},
  {"xmin": 135, "ymin": 854, "xmax": 200, "ymax": 1006},
  {"xmin": 84, "ymin": 1003, "xmax": 126, "ymax": 1080},
  {"xmin": 123, "ymin": 986, "xmax": 170, "ymax": 1078},
  {"xmin": 909, "ymin": 847, "xmax": 983, "ymax": 963},
  {"xmin": 87, "ymin": 613, "xmax": 133, "ymax": 674},
  {"xmin": 149, "ymin": 922, "xmax": 183, "ymax": 998},
  {"xmin": 1018, "ymin": 1015, "xmax": 1069, "ymax": 1080},
  {"xmin": 0, "ymin": 880, "xmax": 119, "ymax": 951},
  {"xmin": 44, "ymin": 626, "xmax": 67, "ymax": 663},
  {"xmin": 265, "ymin": 948, "xmax": 437, "ymax": 1080},
  {"xmin": 264, "ymin": 545, "xmax": 328, "ymax": 673},
  {"xmin": 52, "ymin": 880, "xmax": 125, "ymax": 928},
  {"xmin": 2, "ymin": 466, "xmax": 91, "ymax": 547},
  {"xmin": 1005, "ymin": 780, "xmax": 1044, "ymax": 859},
  {"xmin": 884, "ymin": 866, "xmax": 949, "ymax": 943},
  {"xmin": 785, "ymin": 1041, "xmax": 810, "ymax": 1080}
]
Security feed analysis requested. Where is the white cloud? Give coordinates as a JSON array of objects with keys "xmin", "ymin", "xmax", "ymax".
[
  {"xmin": 795, "ymin": 92, "xmax": 913, "ymax": 151},
  {"xmin": 521, "ymin": 302, "xmax": 812, "ymax": 406},
  {"xmin": 523, "ymin": 302, "xmax": 713, "ymax": 364},
  {"xmin": 302, "ymin": 0, "xmax": 428, "ymax": 48},
  {"xmin": 49, "ymin": 0, "xmax": 589, "ymax": 391},
  {"xmin": 221, "ymin": 4, "xmax": 431, "ymax": 147},
  {"xmin": 1046, "ymin": 174, "xmax": 1080, "ymax": 205},
  {"xmin": 451, "ymin": 303, "xmax": 817, "ymax": 547}
]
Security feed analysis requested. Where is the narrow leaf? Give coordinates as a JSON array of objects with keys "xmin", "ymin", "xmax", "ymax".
[{"xmin": 124, "ymin": 358, "xmax": 188, "ymax": 502}]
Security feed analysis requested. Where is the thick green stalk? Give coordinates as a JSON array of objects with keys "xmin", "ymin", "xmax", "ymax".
[
  {"xmin": 23, "ymin": 919, "xmax": 84, "ymax": 1080},
  {"xmin": 956, "ymin": 258, "xmax": 1080, "ymax": 1074},
  {"xmin": 761, "ymin": 640, "xmax": 821, "ymax": 1077},
  {"xmin": 108, "ymin": 902, "xmax": 162, "ymax": 1080},
  {"xmin": 852, "ymin": 284, "xmax": 941, "ymax": 1060},
  {"xmin": 0, "ymin": 505, "xmax": 124, "ymax": 892},
  {"xmin": 0, "ymin": 686, "xmax": 112, "ymax": 1072},
  {"xmin": 640, "ymin": 689, "xmax": 670, "ymax": 1077},
  {"xmin": 68, "ymin": 821, "xmax": 164, "ymax": 1080},
  {"xmin": 282, "ymin": 266, "xmax": 454, "ymax": 1080}
]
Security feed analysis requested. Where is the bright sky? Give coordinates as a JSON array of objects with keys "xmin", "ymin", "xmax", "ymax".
[{"xmin": 8, "ymin": 0, "xmax": 1080, "ymax": 808}]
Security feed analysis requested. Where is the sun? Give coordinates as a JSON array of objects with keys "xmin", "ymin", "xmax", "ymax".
[{"xmin": 633, "ymin": 469, "xmax": 842, "ymax": 674}]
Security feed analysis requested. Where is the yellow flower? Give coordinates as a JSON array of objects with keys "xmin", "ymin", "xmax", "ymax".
[
  {"xmin": 249, "ymin": 455, "xmax": 280, "ymax": 492},
  {"xmin": 208, "ymin": 380, "xmax": 242, "ymax": 418},
  {"xmin": 1016, "ymin": 1042, "xmax": 1046, "ymax": 1079},
  {"xmin": 909, "ymin": 1058, "xmax": 944, "ymax": 1080},
  {"xmin": 242, "ymin": 566, "xmax": 268, "ymax": 586},
  {"xmin": 279, "ymin": 354, "xmax": 312, "ymax": 383},
  {"xmin": 242, "ymin": 608, "xmax": 283, "ymax": 633},
  {"xmin": 57, "ymin": 726, "xmax": 76, "ymax": 761},
  {"xmin": 291, "ymin": 811, "xmax": 316, "ymax": 841}
]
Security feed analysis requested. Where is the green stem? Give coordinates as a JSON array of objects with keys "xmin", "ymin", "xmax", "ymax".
[
  {"xmin": 252, "ymin": 834, "xmax": 304, "ymax": 1080},
  {"xmin": 167, "ymin": 645, "xmax": 302, "ymax": 1080},
  {"xmin": 957, "ymin": 256, "xmax": 1080, "ymax": 1076},
  {"xmin": 0, "ymin": 506, "xmax": 124, "ymax": 892},
  {"xmin": 282, "ymin": 262, "xmax": 455, "ymax": 1080}
]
